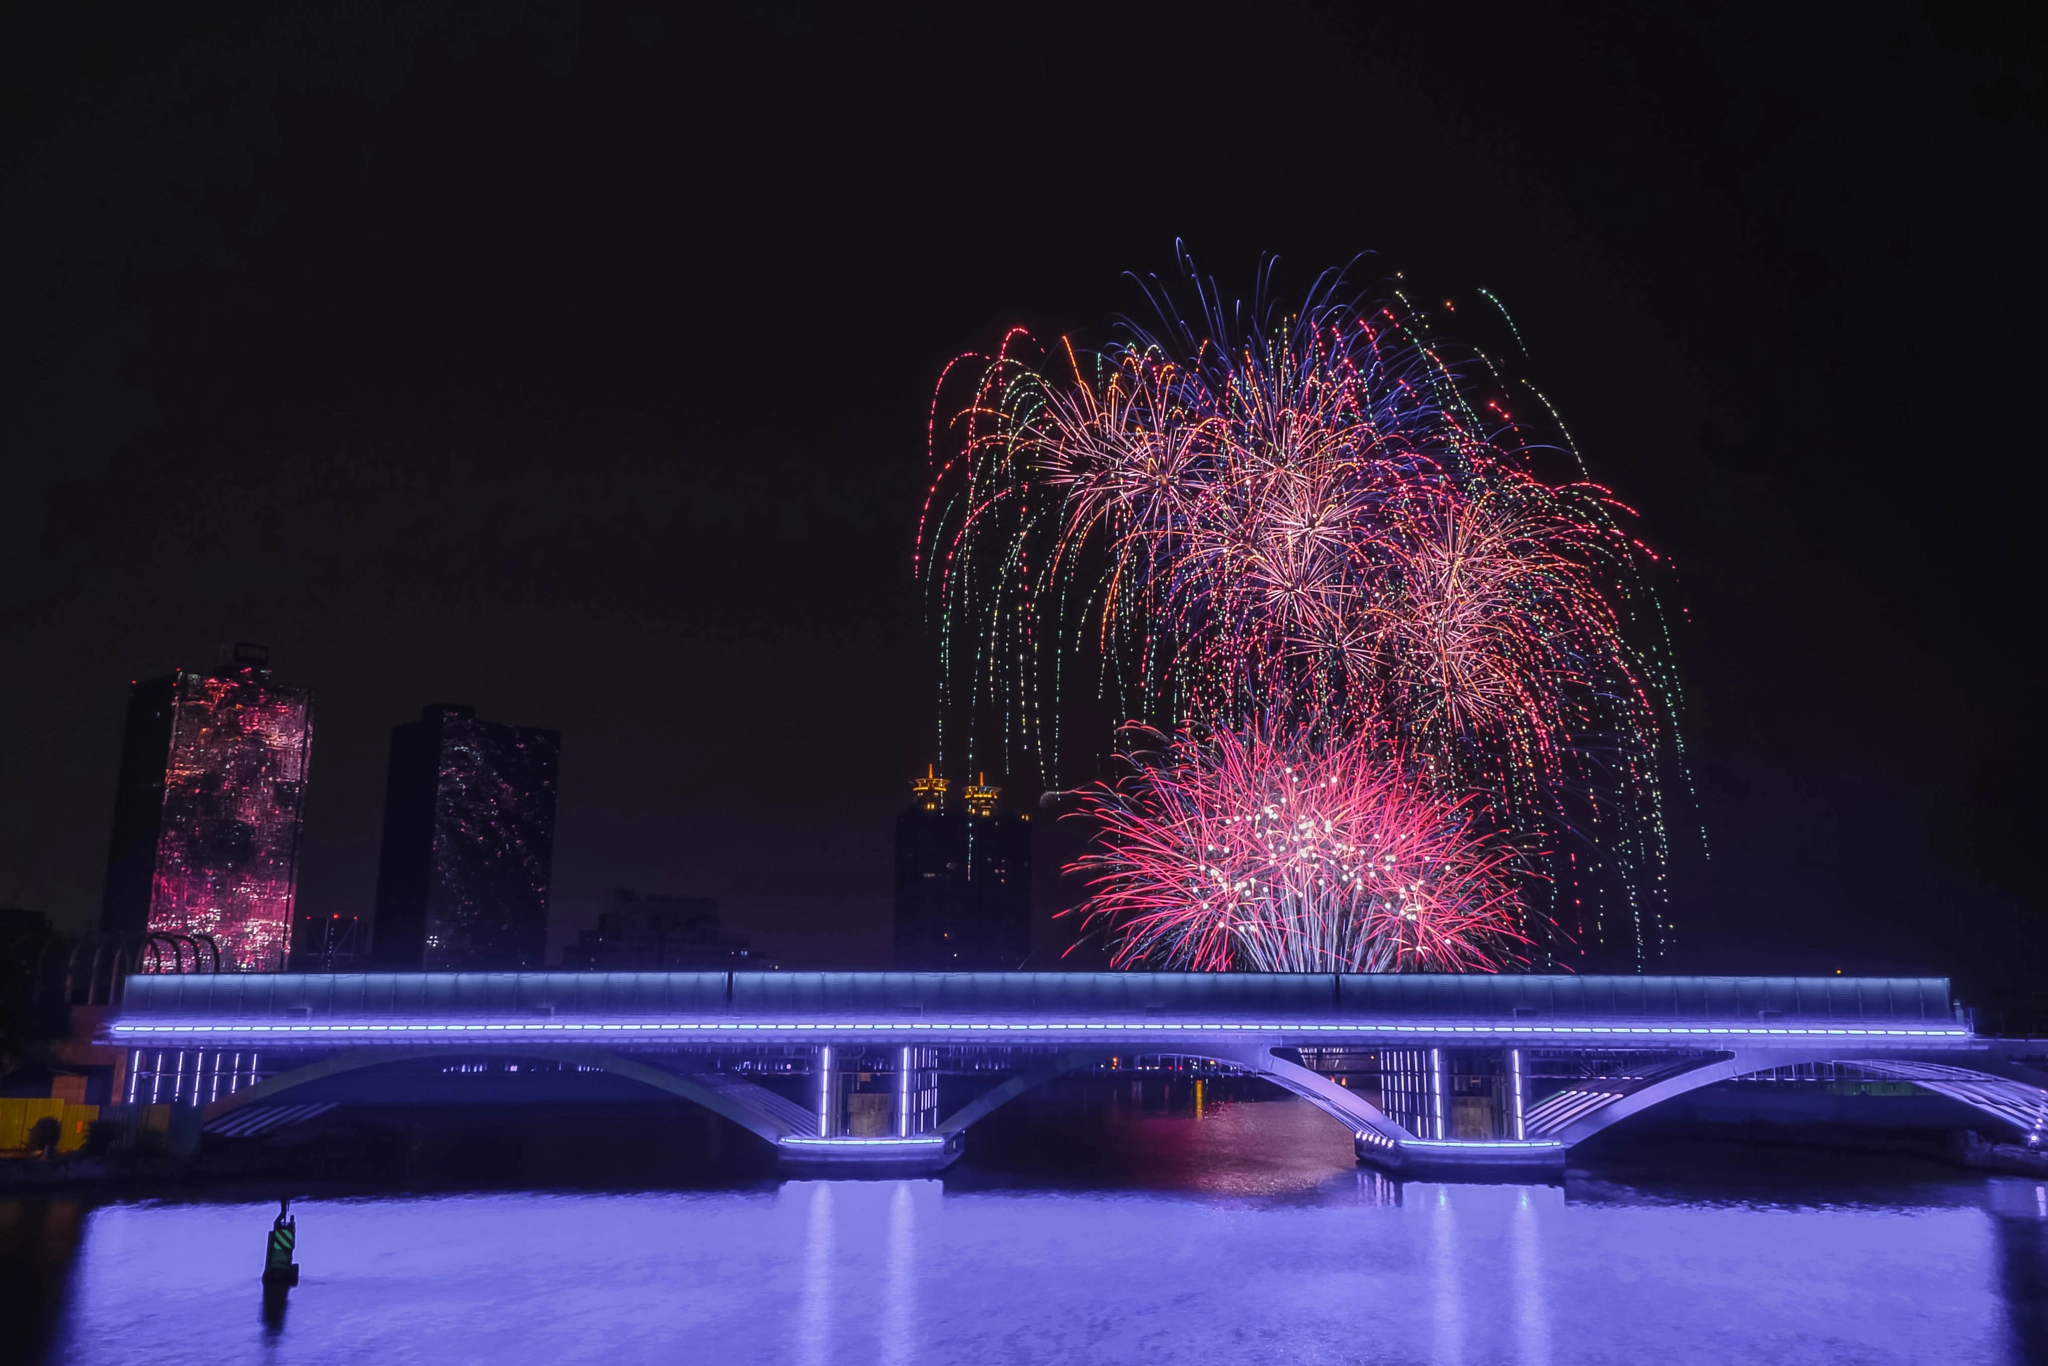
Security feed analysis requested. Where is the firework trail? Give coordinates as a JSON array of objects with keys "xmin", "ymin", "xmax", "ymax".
[
  {"xmin": 1073, "ymin": 723, "xmax": 1530, "ymax": 972},
  {"xmin": 919, "ymin": 255, "xmax": 1681, "ymax": 970}
]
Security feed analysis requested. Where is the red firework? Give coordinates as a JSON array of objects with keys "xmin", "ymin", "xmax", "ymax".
[{"xmin": 1069, "ymin": 723, "xmax": 1531, "ymax": 973}]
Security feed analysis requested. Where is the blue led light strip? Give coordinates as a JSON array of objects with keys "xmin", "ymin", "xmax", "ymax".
[{"xmin": 106, "ymin": 1018, "xmax": 1971, "ymax": 1041}]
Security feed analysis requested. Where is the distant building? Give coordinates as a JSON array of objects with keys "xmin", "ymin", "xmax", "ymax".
[
  {"xmin": 893, "ymin": 765, "xmax": 1031, "ymax": 970},
  {"xmin": 370, "ymin": 704, "xmax": 560, "ymax": 971},
  {"xmin": 562, "ymin": 889, "xmax": 765, "ymax": 970},
  {"xmin": 99, "ymin": 644, "xmax": 314, "ymax": 971},
  {"xmin": 287, "ymin": 911, "xmax": 364, "ymax": 973}
]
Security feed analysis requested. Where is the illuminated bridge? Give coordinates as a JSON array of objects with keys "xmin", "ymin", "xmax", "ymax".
[{"xmin": 107, "ymin": 972, "xmax": 2047, "ymax": 1176}]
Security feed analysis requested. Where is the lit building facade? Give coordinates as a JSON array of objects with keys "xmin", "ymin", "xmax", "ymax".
[
  {"xmin": 370, "ymin": 704, "xmax": 560, "ymax": 971},
  {"xmin": 100, "ymin": 645, "xmax": 314, "ymax": 971},
  {"xmin": 893, "ymin": 766, "xmax": 1032, "ymax": 970}
]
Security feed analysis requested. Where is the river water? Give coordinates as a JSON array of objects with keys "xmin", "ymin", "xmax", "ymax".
[{"xmin": 6, "ymin": 1084, "xmax": 2046, "ymax": 1365}]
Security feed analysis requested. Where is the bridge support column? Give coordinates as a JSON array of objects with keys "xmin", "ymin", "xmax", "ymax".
[
  {"xmin": 778, "ymin": 1042, "xmax": 962, "ymax": 1175},
  {"xmin": 1510, "ymin": 1047, "xmax": 1528, "ymax": 1140}
]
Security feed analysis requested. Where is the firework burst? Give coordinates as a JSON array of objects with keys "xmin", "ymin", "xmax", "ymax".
[
  {"xmin": 1374, "ymin": 474, "xmax": 1659, "ymax": 793},
  {"xmin": 919, "ymin": 255, "xmax": 1684, "ymax": 970},
  {"xmin": 1073, "ymin": 723, "xmax": 1529, "ymax": 973}
]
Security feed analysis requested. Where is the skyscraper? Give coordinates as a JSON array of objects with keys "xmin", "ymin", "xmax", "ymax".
[
  {"xmin": 100, "ymin": 644, "xmax": 314, "ymax": 971},
  {"xmin": 893, "ymin": 766, "xmax": 1032, "ymax": 970},
  {"xmin": 370, "ymin": 704, "xmax": 560, "ymax": 971}
]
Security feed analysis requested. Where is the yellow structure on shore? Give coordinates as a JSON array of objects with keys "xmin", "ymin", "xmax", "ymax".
[{"xmin": 0, "ymin": 1098, "xmax": 101, "ymax": 1155}]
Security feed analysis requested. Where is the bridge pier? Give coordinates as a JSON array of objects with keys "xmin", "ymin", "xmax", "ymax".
[
  {"xmin": 775, "ymin": 1131, "xmax": 965, "ymax": 1176},
  {"xmin": 1353, "ymin": 1129, "xmax": 1569, "ymax": 1179}
]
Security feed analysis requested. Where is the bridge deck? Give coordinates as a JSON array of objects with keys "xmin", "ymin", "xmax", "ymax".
[{"xmin": 117, "ymin": 970, "xmax": 1961, "ymax": 1025}]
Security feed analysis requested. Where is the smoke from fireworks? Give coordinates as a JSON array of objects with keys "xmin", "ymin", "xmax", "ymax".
[{"xmin": 919, "ymin": 256, "xmax": 1682, "ymax": 971}]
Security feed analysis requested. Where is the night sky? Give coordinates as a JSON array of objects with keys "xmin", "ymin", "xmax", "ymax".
[{"xmin": 3, "ymin": 6, "xmax": 2042, "ymax": 1017}]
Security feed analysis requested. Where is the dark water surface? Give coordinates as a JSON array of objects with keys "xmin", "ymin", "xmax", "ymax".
[{"xmin": 6, "ymin": 1085, "xmax": 2046, "ymax": 1365}]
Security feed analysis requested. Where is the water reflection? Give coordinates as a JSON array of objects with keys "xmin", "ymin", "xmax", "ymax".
[
  {"xmin": 258, "ymin": 1282, "xmax": 290, "ymax": 1337},
  {"xmin": 1993, "ymin": 1183, "xmax": 2048, "ymax": 1363},
  {"xmin": 880, "ymin": 1181, "xmax": 916, "ymax": 1366},
  {"xmin": 1430, "ymin": 1186, "xmax": 1463, "ymax": 1366},
  {"xmin": 0, "ymin": 1198, "xmax": 86, "ymax": 1357},
  {"xmin": 1511, "ymin": 1188, "xmax": 1553, "ymax": 1366},
  {"xmin": 795, "ymin": 1181, "xmax": 832, "ymax": 1366},
  {"xmin": 1, "ymin": 1089, "xmax": 2041, "ymax": 1365},
  {"xmin": 1354, "ymin": 1167, "xmax": 1401, "ymax": 1206}
]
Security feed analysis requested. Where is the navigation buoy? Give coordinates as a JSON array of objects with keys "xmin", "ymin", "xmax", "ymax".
[{"xmin": 262, "ymin": 1198, "xmax": 300, "ymax": 1288}]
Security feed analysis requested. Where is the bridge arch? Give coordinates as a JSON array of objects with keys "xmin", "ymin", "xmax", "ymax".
[
  {"xmin": 1550, "ymin": 1050, "xmax": 2048, "ymax": 1149},
  {"xmin": 179, "ymin": 1038, "xmax": 2048, "ymax": 1171},
  {"xmin": 934, "ymin": 1043, "xmax": 1404, "ymax": 1145},
  {"xmin": 200, "ymin": 1046, "xmax": 803, "ymax": 1146}
]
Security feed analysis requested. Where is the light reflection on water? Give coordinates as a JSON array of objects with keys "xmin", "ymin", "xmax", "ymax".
[
  {"xmin": 1511, "ymin": 1188, "xmax": 1552, "ymax": 1366},
  {"xmin": 43, "ymin": 1177, "xmax": 2033, "ymax": 1365},
  {"xmin": 14, "ymin": 1092, "xmax": 2048, "ymax": 1365},
  {"xmin": 882, "ymin": 1178, "xmax": 915, "ymax": 1366}
]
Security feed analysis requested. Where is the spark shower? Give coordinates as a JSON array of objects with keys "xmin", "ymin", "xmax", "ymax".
[{"xmin": 918, "ymin": 255, "xmax": 1688, "ymax": 972}]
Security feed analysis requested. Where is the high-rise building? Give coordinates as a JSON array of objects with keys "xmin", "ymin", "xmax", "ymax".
[
  {"xmin": 370, "ymin": 704, "xmax": 560, "ymax": 971},
  {"xmin": 561, "ymin": 889, "xmax": 766, "ymax": 970},
  {"xmin": 287, "ymin": 911, "xmax": 364, "ymax": 972},
  {"xmin": 893, "ymin": 765, "xmax": 1032, "ymax": 970},
  {"xmin": 99, "ymin": 644, "xmax": 314, "ymax": 971}
]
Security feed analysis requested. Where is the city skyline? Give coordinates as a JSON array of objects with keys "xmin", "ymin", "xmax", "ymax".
[{"xmin": 83, "ymin": 652, "xmax": 1055, "ymax": 972}]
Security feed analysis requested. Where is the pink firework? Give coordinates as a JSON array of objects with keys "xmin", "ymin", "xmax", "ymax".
[
  {"xmin": 920, "ymin": 259, "xmax": 1685, "ymax": 970},
  {"xmin": 994, "ymin": 319, "xmax": 1449, "ymax": 727},
  {"xmin": 1070, "ymin": 723, "xmax": 1530, "ymax": 973},
  {"xmin": 1375, "ymin": 474, "xmax": 1654, "ymax": 786}
]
